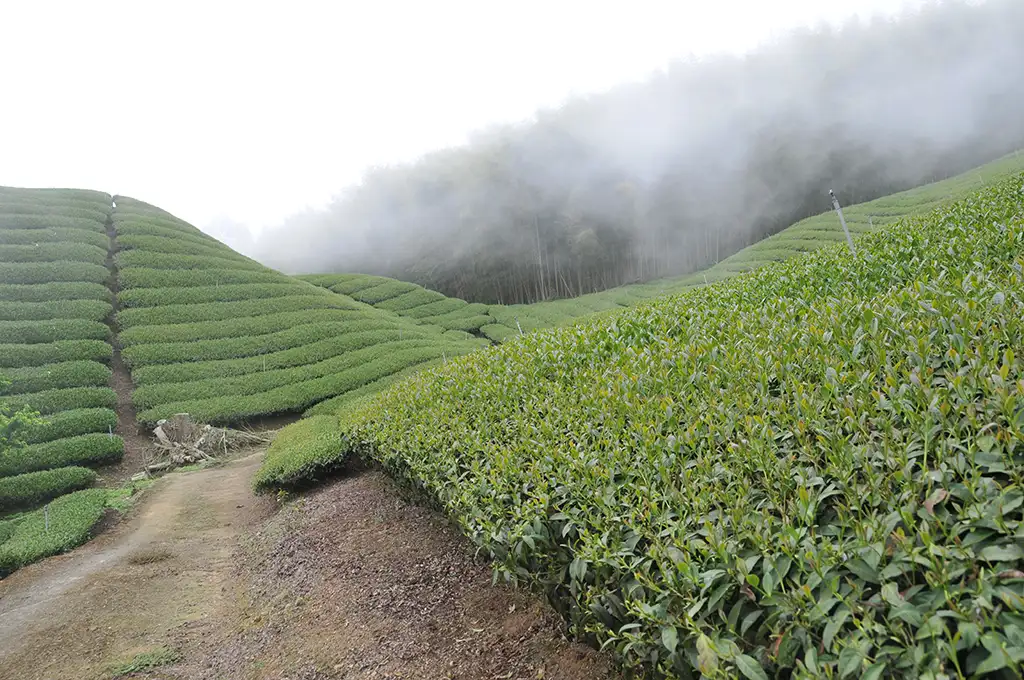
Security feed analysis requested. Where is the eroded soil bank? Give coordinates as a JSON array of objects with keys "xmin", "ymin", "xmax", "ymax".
[{"xmin": 0, "ymin": 454, "xmax": 610, "ymax": 680}]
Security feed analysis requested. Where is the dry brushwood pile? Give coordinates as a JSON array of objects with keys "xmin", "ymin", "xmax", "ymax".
[{"xmin": 147, "ymin": 413, "xmax": 269, "ymax": 471}]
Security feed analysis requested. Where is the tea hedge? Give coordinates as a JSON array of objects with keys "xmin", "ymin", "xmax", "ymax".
[
  {"xmin": 400, "ymin": 297, "xmax": 468, "ymax": 319},
  {"xmin": 0, "ymin": 340, "xmax": 112, "ymax": 368},
  {"xmin": 269, "ymin": 175, "xmax": 1024, "ymax": 678},
  {"xmin": 113, "ymin": 198, "xmax": 495, "ymax": 421},
  {"xmin": 25, "ymin": 408, "xmax": 118, "ymax": 444},
  {"xmin": 0, "ymin": 242, "xmax": 107, "ymax": 265},
  {"xmin": 119, "ymin": 308, "xmax": 370, "ymax": 346},
  {"xmin": 0, "ymin": 282, "xmax": 112, "ymax": 303},
  {"xmin": 0, "ymin": 188, "xmax": 120, "ymax": 408},
  {"xmin": 250, "ymin": 415, "xmax": 344, "ymax": 489},
  {"xmin": 0, "ymin": 188, "xmax": 127, "ymax": 571},
  {"xmin": 116, "ymin": 294, "xmax": 352, "ymax": 328},
  {"xmin": 118, "ymin": 282, "xmax": 314, "ymax": 307},
  {"xmin": 121, "ymin": 320, "xmax": 394, "ymax": 367},
  {"xmin": 132, "ymin": 340, "xmax": 457, "ymax": 410},
  {"xmin": 0, "ymin": 488, "xmax": 110, "ymax": 576},
  {"xmin": 116, "ymin": 250, "xmax": 267, "ymax": 273},
  {"xmin": 136, "ymin": 344, "xmax": 471, "ymax": 424},
  {"xmin": 299, "ymin": 275, "xmax": 506, "ymax": 340},
  {"xmin": 0, "ymin": 227, "xmax": 109, "ymax": 249},
  {"xmin": 116, "ymin": 233, "xmax": 240, "ymax": 259},
  {"xmin": 0, "ymin": 299, "xmax": 112, "ymax": 322},
  {"xmin": 0, "ymin": 519, "xmax": 15, "ymax": 546},
  {"xmin": 371, "ymin": 287, "xmax": 447, "ymax": 312},
  {"xmin": 0, "ymin": 319, "xmax": 109, "ymax": 344},
  {"xmin": 0, "ymin": 215, "xmax": 104, "ymax": 232},
  {"xmin": 6, "ymin": 387, "xmax": 117, "ymax": 415},
  {"xmin": 0, "ymin": 261, "xmax": 110, "ymax": 285},
  {"xmin": 350, "ymin": 280, "xmax": 420, "ymax": 305},
  {"xmin": 119, "ymin": 265, "xmax": 290, "ymax": 289},
  {"xmin": 0, "ymin": 466, "xmax": 97, "ymax": 511},
  {"xmin": 302, "ymin": 358, "xmax": 447, "ymax": 416},
  {"xmin": 0, "ymin": 433, "xmax": 124, "ymax": 477},
  {"xmin": 0, "ymin": 203, "xmax": 108, "ymax": 223},
  {"xmin": 3, "ymin": 360, "xmax": 112, "ymax": 394},
  {"xmin": 132, "ymin": 328, "xmax": 436, "ymax": 385}
]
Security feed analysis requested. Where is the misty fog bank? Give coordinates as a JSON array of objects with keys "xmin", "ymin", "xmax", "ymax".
[{"xmin": 253, "ymin": 0, "xmax": 1024, "ymax": 305}]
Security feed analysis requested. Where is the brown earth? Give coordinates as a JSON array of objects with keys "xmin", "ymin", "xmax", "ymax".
[
  {"xmin": 0, "ymin": 452, "xmax": 613, "ymax": 680},
  {"xmin": 104, "ymin": 219, "xmax": 153, "ymax": 483}
]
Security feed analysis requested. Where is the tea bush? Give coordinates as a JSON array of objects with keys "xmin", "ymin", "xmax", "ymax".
[
  {"xmin": 132, "ymin": 340, "xmax": 454, "ymax": 409},
  {"xmin": 251, "ymin": 416, "xmax": 344, "ymax": 490},
  {"xmin": 0, "ymin": 433, "xmax": 124, "ymax": 477},
  {"xmin": 0, "ymin": 340, "xmax": 112, "ymax": 368},
  {"xmin": 3, "ymin": 360, "xmax": 112, "ymax": 394},
  {"xmin": 112, "ymin": 201, "xmax": 495, "ymax": 423},
  {"xmin": 0, "ymin": 227, "xmax": 109, "ymax": 249},
  {"xmin": 0, "ymin": 488, "xmax": 110, "ymax": 575},
  {"xmin": 0, "ymin": 466, "xmax": 97, "ymax": 511},
  {"xmin": 116, "ymin": 250, "xmax": 266, "ymax": 273},
  {"xmin": 0, "ymin": 282, "xmax": 112, "ymax": 303},
  {"xmin": 272, "ymin": 176, "xmax": 1024, "ymax": 678},
  {"xmin": 119, "ymin": 308, "xmax": 369, "ymax": 346},
  {"xmin": 116, "ymin": 294, "xmax": 353, "ymax": 328},
  {"xmin": 0, "ymin": 215, "xmax": 104, "ymax": 232},
  {"xmin": 0, "ymin": 188, "xmax": 123, "ymax": 567},
  {"xmin": 25, "ymin": 408, "xmax": 118, "ymax": 444},
  {"xmin": 118, "ymin": 282, "xmax": 314, "ymax": 306},
  {"xmin": 8, "ymin": 387, "xmax": 117, "ymax": 414},
  {"xmin": 121, "ymin": 320, "xmax": 394, "ymax": 367},
  {"xmin": 0, "ymin": 261, "xmax": 110, "ymax": 285},
  {"xmin": 0, "ymin": 299, "xmax": 112, "ymax": 322},
  {"xmin": 136, "ymin": 344, "xmax": 472, "ymax": 424},
  {"xmin": 0, "ymin": 242, "xmax": 107, "ymax": 265},
  {"xmin": 132, "ymin": 328, "xmax": 436, "ymax": 385},
  {"xmin": 0, "ymin": 319, "xmax": 109, "ymax": 344}
]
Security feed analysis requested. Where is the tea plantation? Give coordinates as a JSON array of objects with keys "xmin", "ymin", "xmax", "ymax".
[
  {"xmin": 112, "ymin": 197, "xmax": 487, "ymax": 425},
  {"xmin": 0, "ymin": 187, "xmax": 123, "ymax": 573},
  {"xmin": 302, "ymin": 152, "xmax": 1024, "ymax": 348},
  {"xmin": 259, "ymin": 174, "xmax": 1024, "ymax": 677}
]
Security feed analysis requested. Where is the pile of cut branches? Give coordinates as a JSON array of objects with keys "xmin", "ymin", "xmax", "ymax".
[{"xmin": 144, "ymin": 413, "xmax": 270, "ymax": 474}]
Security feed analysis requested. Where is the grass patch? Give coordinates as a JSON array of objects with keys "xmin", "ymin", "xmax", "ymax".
[
  {"xmin": 127, "ymin": 547, "xmax": 173, "ymax": 565},
  {"xmin": 105, "ymin": 478, "xmax": 156, "ymax": 514},
  {"xmin": 106, "ymin": 646, "xmax": 181, "ymax": 677}
]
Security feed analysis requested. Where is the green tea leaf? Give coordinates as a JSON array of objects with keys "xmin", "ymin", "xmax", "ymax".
[{"xmin": 735, "ymin": 654, "xmax": 769, "ymax": 680}]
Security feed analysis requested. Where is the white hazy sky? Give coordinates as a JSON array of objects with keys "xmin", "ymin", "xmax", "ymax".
[{"xmin": 1, "ymin": 0, "xmax": 925, "ymax": 244}]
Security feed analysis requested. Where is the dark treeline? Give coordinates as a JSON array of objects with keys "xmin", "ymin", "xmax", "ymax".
[{"xmin": 255, "ymin": 0, "xmax": 1024, "ymax": 304}]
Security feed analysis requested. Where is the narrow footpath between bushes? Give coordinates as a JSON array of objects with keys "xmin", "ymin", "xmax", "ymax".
[
  {"xmin": 0, "ymin": 451, "xmax": 610, "ymax": 680},
  {"xmin": 104, "ymin": 210, "xmax": 151, "ymax": 481}
]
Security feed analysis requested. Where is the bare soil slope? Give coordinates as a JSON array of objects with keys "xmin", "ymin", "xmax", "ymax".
[{"xmin": 0, "ymin": 455, "xmax": 610, "ymax": 680}]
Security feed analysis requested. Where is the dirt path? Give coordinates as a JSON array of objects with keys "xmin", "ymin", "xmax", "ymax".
[
  {"xmin": 104, "ymin": 217, "xmax": 151, "ymax": 480},
  {"xmin": 0, "ymin": 455, "xmax": 611, "ymax": 680}
]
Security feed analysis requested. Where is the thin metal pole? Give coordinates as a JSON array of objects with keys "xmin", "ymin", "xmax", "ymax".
[{"xmin": 829, "ymin": 189, "xmax": 856, "ymax": 255}]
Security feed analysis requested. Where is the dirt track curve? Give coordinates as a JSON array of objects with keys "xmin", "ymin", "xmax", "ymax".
[{"xmin": 0, "ymin": 452, "xmax": 611, "ymax": 680}]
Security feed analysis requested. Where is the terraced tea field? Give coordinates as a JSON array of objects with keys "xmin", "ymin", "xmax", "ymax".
[
  {"xmin": 301, "ymin": 152, "xmax": 1024, "ymax": 346},
  {"xmin": 5, "ymin": 156, "xmax": 1024, "ymax": 676},
  {"xmin": 0, "ymin": 187, "xmax": 123, "ymax": 573},
  {"xmin": 260, "ymin": 174, "xmax": 1024, "ymax": 678},
  {"xmin": 112, "ymin": 198, "xmax": 487, "ymax": 426}
]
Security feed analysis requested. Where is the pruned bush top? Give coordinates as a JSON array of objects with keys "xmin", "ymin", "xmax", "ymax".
[{"xmin": 287, "ymin": 176, "xmax": 1024, "ymax": 678}]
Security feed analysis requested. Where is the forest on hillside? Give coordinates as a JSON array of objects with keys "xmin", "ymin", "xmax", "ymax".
[{"xmin": 255, "ymin": 0, "xmax": 1024, "ymax": 304}]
